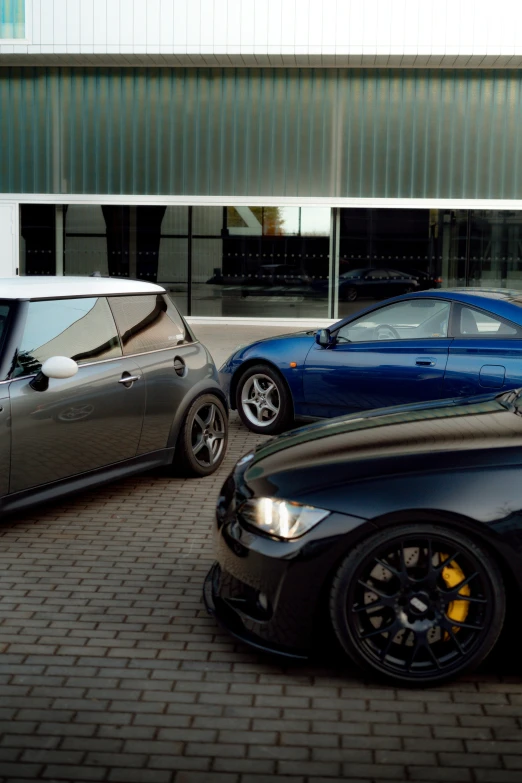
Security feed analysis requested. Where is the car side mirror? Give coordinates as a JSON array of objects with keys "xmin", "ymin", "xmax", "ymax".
[
  {"xmin": 316, "ymin": 329, "xmax": 332, "ymax": 347},
  {"xmin": 30, "ymin": 356, "xmax": 79, "ymax": 392}
]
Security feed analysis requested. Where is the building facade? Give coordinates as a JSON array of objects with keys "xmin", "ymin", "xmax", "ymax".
[{"xmin": 2, "ymin": 0, "xmax": 522, "ymax": 322}]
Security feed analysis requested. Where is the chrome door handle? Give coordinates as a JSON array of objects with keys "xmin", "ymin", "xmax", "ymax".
[
  {"xmin": 415, "ymin": 359, "xmax": 435, "ymax": 367},
  {"xmin": 118, "ymin": 375, "xmax": 141, "ymax": 384}
]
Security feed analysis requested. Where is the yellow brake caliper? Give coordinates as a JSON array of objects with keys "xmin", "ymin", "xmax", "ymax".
[
  {"xmin": 440, "ymin": 554, "xmax": 471, "ymax": 641},
  {"xmin": 441, "ymin": 555, "xmax": 470, "ymax": 638}
]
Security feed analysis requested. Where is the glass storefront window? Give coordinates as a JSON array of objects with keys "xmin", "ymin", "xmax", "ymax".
[
  {"xmin": 193, "ymin": 206, "xmax": 330, "ymax": 318},
  {"xmin": 468, "ymin": 210, "xmax": 522, "ymax": 290},
  {"xmin": 19, "ymin": 204, "xmax": 522, "ymax": 321},
  {"xmin": 337, "ymin": 208, "xmax": 468, "ymax": 318}
]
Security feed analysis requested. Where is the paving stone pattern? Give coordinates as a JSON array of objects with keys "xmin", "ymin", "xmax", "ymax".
[{"xmin": 1, "ymin": 325, "xmax": 522, "ymax": 781}]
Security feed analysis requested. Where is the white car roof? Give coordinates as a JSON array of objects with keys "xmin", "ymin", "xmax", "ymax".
[{"xmin": 0, "ymin": 276, "xmax": 166, "ymax": 300}]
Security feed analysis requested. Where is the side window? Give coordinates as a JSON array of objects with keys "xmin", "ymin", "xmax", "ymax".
[
  {"xmin": 366, "ymin": 269, "xmax": 389, "ymax": 280},
  {"xmin": 336, "ymin": 299, "xmax": 451, "ymax": 343},
  {"xmin": 14, "ymin": 297, "xmax": 122, "ymax": 378},
  {"xmin": 457, "ymin": 306, "xmax": 520, "ymax": 337},
  {"xmin": 108, "ymin": 294, "xmax": 190, "ymax": 355}
]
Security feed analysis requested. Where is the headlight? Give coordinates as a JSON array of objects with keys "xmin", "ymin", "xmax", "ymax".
[{"xmin": 239, "ymin": 497, "xmax": 330, "ymax": 540}]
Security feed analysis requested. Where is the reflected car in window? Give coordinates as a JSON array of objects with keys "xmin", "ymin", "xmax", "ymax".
[
  {"xmin": 219, "ymin": 288, "xmax": 522, "ymax": 433},
  {"xmin": 0, "ymin": 277, "xmax": 228, "ymax": 516},
  {"xmin": 311, "ymin": 267, "xmax": 419, "ymax": 302}
]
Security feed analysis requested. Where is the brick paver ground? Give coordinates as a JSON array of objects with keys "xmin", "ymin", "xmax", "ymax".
[{"xmin": 1, "ymin": 324, "xmax": 522, "ymax": 782}]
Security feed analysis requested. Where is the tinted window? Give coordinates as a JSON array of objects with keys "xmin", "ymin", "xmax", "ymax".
[
  {"xmin": 457, "ymin": 306, "xmax": 519, "ymax": 337},
  {"xmin": 337, "ymin": 299, "xmax": 451, "ymax": 343},
  {"xmin": 14, "ymin": 297, "xmax": 122, "ymax": 377},
  {"xmin": 109, "ymin": 295, "xmax": 190, "ymax": 355},
  {"xmin": 366, "ymin": 269, "xmax": 389, "ymax": 280}
]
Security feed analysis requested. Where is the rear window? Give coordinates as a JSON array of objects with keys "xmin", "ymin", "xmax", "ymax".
[
  {"xmin": 108, "ymin": 294, "xmax": 191, "ymax": 356},
  {"xmin": 456, "ymin": 305, "xmax": 521, "ymax": 338}
]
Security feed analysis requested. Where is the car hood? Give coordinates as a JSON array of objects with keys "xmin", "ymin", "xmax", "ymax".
[{"xmin": 243, "ymin": 393, "xmax": 522, "ymax": 501}]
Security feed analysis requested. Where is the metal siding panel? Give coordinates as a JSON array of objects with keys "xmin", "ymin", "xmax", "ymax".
[
  {"xmin": 118, "ymin": 0, "xmax": 133, "ymax": 46},
  {"xmin": 106, "ymin": 0, "xmax": 120, "ymax": 46},
  {"xmin": 40, "ymin": 0, "xmax": 54, "ymax": 44},
  {"xmin": 79, "ymin": 0, "xmax": 94, "ymax": 46},
  {"xmin": 159, "ymin": 0, "xmax": 174, "ymax": 48},
  {"xmin": 133, "ymin": 0, "xmax": 147, "ymax": 46},
  {"xmin": 92, "ymin": 0, "xmax": 107, "ymax": 47},
  {"xmin": 2, "ymin": 67, "xmax": 522, "ymax": 199},
  {"xmin": 66, "ymin": 0, "xmax": 81, "ymax": 46},
  {"xmin": 146, "ymin": 0, "xmax": 161, "ymax": 48}
]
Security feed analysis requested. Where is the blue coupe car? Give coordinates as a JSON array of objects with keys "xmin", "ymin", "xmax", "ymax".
[{"xmin": 220, "ymin": 288, "xmax": 522, "ymax": 433}]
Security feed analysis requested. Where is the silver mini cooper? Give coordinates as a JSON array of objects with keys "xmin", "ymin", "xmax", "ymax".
[{"xmin": 0, "ymin": 277, "xmax": 228, "ymax": 514}]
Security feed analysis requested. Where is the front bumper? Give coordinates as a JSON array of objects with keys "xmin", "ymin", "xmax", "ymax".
[
  {"xmin": 218, "ymin": 368, "xmax": 233, "ymax": 407},
  {"xmin": 204, "ymin": 466, "xmax": 370, "ymax": 657},
  {"xmin": 204, "ymin": 562, "xmax": 308, "ymax": 659}
]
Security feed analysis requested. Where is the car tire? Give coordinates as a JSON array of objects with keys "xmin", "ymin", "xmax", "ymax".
[
  {"xmin": 172, "ymin": 393, "xmax": 228, "ymax": 477},
  {"xmin": 329, "ymin": 523, "xmax": 505, "ymax": 687},
  {"xmin": 236, "ymin": 363, "xmax": 293, "ymax": 434},
  {"xmin": 403, "ymin": 285, "xmax": 414, "ymax": 294},
  {"xmin": 343, "ymin": 287, "xmax": 358, "ymax": 302}
]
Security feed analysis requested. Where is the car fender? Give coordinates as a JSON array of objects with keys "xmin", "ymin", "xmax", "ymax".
[
  {"xmin": 167, "ymin": 378, "xmax": 228, "ymax": 450},
  {"xmin": 226, "ymin": 336, "xmax": 316, "ymax": 410},
  {"xmin": 307, "ymin": 468, "xmax": 522, "ymax": 596}
]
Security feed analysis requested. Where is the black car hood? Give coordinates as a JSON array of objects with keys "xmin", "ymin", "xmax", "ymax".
[{"xmin": 244, "ymin": 393, "xmax": 522, "ymax": 501}]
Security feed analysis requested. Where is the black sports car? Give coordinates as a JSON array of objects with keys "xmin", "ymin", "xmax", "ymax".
[{"xmin": 205, "ymin": 389, "xmax": 522, "ymax": 685}]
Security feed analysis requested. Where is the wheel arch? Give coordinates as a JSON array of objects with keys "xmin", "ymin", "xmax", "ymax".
[
  {"xmin": 310, "ymin": 507, "xmax": 522, "ymax": 655},
  {"xmin": 167, "ymin": 380, "xmax": 228, "ymax": 450},
  {"xmin": 368, "ymin": 507, "xmax": 522, "ymax": 597},
  {"xmin": 229, "ymin": 358, "xmax": 295, "ymax": 417}
]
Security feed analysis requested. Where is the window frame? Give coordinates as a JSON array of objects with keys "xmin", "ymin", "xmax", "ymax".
[
  {"xmin": 449, "ymin": 303, "xmax": 522, "ymax": 340},
  {"xmin": 333, "ymin": 297, "xmax": 453, "ymax": 345}
]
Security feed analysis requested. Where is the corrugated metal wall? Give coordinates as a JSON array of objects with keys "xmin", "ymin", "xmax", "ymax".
[{"xmin": 1, "ymin": 67, "xmax": 521, "ymax": 198}]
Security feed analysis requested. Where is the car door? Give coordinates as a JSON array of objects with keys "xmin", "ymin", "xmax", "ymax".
[
  {"xmin": 303, "ymin": 298, "xmax": 452, "ymax": 417},
  {"xmin": 442, "ymin": 304, "xmax": 522, "ymax": 398},
  {"xmin": 8, "ymin": 296, "xmax": 146, "ymax": 494},
  {"xmin": 108, "ymin": 293, "xmax": 202, "ymax": 455}
]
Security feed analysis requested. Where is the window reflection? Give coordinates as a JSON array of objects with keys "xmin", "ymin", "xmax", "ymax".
[
  {"xmin": 338, "ymin": 208, "xmax": 467, "ymax": 318},
  {"xmin": 196, "ymin": 206, "xmax": 330, "ymax": 318},
  {"xmin": 15, "ymin": 298, "xmax": 122, "ymax": 377},
  {"xmin": 108, "ymin": 295, "xmax": 188, "ymax": 355}
]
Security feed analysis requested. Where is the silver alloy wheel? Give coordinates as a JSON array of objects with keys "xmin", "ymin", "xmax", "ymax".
[
  {"xmin": 191, "ymin": 401, "xmax": 226, "ymax": 468},
  {"xmin": 241, "ymin": 373, "xmax": 281, "ymax": 428}
]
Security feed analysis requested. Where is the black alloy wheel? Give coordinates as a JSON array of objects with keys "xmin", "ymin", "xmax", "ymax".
[
  {"xmin": 343, "ymin": 287, "xmax": 358, "ymax": 302},
  {"xmin": 173, "ymin": 393, "xmax": 228, "ymax": 477},
  {"xmin": 330, "ymin": 524, "xmax": 505, "ymax": 686}
]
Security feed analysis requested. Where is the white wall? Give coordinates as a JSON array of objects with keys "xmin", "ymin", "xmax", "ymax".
[
  {"xmin": 0, "ymin": 204, "xmax": 17, "ymax": 278},
  {"xmin": 2, "ymin": 0, "xmax": 522, "ymax": 67}
]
